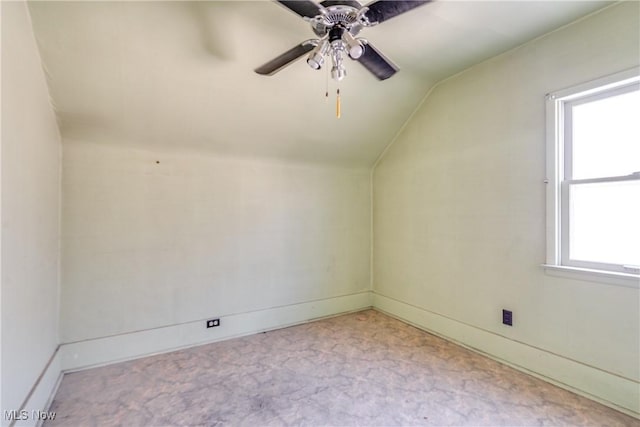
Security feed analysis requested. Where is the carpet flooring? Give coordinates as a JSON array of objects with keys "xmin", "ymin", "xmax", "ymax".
[{"xmin": 46, "ymin": 310, "xmax": 637, "ymax": 426}]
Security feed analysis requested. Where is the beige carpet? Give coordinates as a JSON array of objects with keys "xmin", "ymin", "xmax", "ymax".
[{"xmin": 46, "ymin": 310, "xmax": 636, "ymax": 426}]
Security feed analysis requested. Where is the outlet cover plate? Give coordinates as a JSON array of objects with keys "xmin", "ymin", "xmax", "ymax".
[
  {"xmin": 502, "ymin": 310, "xmax": 513, "ymax": 326},
  {"xmin": 206, "ymin": 318, "xmax": 220, "ymax": 328}
]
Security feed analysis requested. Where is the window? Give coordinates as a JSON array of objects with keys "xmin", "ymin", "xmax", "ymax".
[{"xmin": 545, "ymin": 68, "xmax": 640, "ymax": 285}]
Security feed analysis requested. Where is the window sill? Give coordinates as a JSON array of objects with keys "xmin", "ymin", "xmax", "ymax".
[{"xmin": 542, "ymin": 264, "xmax": 639, "ymax": 289}]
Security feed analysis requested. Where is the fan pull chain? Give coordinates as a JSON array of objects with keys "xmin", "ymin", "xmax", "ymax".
[
  {"xmin": 325, "ymin": 62, "xmax": 329, "ymax": 100},
  {"xmin": 336, "ymin": 88, "xmax": 341, "ymax": 119}
]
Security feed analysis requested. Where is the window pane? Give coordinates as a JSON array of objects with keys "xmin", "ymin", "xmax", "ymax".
[
  {"xmin": 569, "ymin": 180, "xmax": 640, "ymax": 266},
  {"xmin": 572, "ymin": 88, "xmax": 640, "ymax": 180}
]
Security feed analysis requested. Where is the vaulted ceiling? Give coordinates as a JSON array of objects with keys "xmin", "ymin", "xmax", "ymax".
[{"xmin": 28, "ymin": 1, "xmax": 611, "ymax": 167}]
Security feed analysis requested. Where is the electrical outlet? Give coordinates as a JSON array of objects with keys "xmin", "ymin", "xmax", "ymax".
[
  {"xmin": 502, "ymin": 309, "xmax": 513, "ymax": 326},
  {"xmin": 206, "ymin": 318, "xmax": 220, "ymax": 328}
]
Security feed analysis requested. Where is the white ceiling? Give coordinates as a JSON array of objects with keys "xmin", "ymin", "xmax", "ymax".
[{"xmin": 28, "ymin": 0, "xmax": 612, "ymax": 167}]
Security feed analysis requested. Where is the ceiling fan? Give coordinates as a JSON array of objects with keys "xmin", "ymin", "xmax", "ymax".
[{"xmin": 255, "ymin": 0, "xmax": 430, "ymax": 82}]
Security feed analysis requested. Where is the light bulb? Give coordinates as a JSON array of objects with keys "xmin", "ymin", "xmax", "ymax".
[
  {"xmin": 306, "ymin": 39, "xmax": 329, "ymax": 70},
  {"xmin": 331, "ymin": 66, "xmax": 347, "ymax": 81},
  {"xmin": 307, "ymin": 52, "xmax": 324, "ymax": 70},
  {"xmin": 342, "ymin": 31, "xmax": 364, "ymax": 59}
]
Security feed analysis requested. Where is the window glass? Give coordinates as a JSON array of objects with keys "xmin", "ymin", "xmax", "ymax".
[
  {"xmin": 571, "ymin": 88, "xmax": 640, "ymax": 180},
  {"xmin": 569, "ymin": 180, "xmax": 640, "ymax": 266}
]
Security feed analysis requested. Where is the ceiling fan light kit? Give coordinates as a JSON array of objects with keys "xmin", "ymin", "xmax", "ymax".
[{"xmin": 255, "ymin": 0, "xmax": 430, "ymax": 82}]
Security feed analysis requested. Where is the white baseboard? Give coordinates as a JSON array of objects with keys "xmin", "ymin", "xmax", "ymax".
[
  {"xmin": 30, "ymin": 290, "xmax": 637, "ymax": 423},
  {"xmin": 373, "ymin": 292, "xmax": 639, "ymax": 419},
  {"xmin": 9, "ymin": 349, "xmax": 62, "ymax": 427},
  {"xmin": 60, "ymin": 291, "xmax": 373, "ymax": 373}
]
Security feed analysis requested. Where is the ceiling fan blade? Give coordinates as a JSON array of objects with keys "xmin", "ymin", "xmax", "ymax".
[
  {"xmin": 357, "ymin": 43, "xmax": 398, "ymax": 80},
  {"xmin": 320, "ymin": 0, "xmax": 362, "ymax": 8},
  {"xmin": 276, "ymin": 0, "xmax": 322, "ymax": 18},
  {"xmin": 365, "ymin": 1, "xmax": 430, "ymax": 24},
  {"xmin": 255, "ymin": 43, "xmax": 315, "ymax": 76}
]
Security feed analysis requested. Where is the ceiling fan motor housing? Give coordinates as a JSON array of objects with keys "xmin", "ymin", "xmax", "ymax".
[{"xmin": 311, "ymin": 5, "xmax": 365, "ymax": 38}]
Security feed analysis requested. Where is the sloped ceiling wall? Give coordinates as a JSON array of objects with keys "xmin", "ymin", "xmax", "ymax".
[{"xmin": 28, "ymin": 1, "xmax": 611, "ymax": 167}]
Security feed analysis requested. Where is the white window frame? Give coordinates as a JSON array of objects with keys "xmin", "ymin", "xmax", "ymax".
[{"xmin": 544, "ymin": 67, "xmax": 640, "ymax": 288}]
